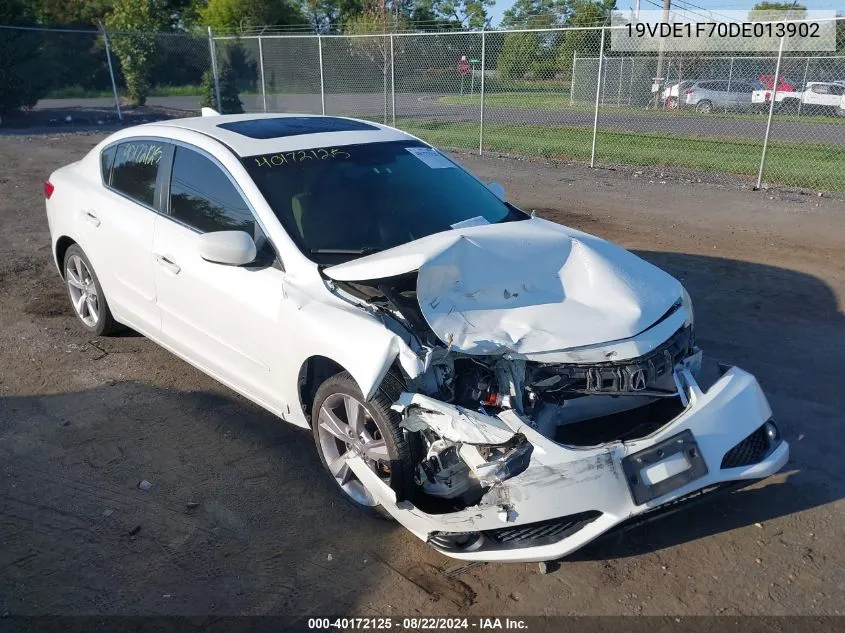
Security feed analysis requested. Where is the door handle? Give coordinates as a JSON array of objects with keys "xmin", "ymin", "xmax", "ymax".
[
  {"xmin": 154, "ymin": 254, "xmax": 181, "ymax": 275},
  {"xmin": 83, "ymin": 210, "xmax": 101, "ymax": 227}
]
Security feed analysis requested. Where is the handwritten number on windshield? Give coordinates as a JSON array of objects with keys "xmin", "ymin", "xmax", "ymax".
[{"xmin": 253, "ymin": 148, "xmax": 351, "ymax": 168}]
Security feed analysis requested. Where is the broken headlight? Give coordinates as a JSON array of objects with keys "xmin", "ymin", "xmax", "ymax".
[{"xmin": 472, "ymin": 437, "xmax": 533, "ymax": 486}]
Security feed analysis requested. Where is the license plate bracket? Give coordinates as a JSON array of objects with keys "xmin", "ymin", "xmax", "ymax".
[{"xmin": 622, "ymin": 429, "xmax": 708, "ymax": 505}]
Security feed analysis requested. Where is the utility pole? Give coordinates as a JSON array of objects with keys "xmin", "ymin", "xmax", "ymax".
[{"xmin": 652, "ymin": 0, "xmax": 671, "ymax": 108}]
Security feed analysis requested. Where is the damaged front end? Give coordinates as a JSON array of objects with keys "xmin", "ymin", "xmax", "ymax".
[{"xmin": 322, "ymin": 220, "xmax": 789, "ymax": 562}]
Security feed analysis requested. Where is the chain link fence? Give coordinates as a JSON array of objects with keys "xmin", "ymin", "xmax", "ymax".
[{"xmin": 4, "ymin": 19, "xmax": 845, "ymax": 191}]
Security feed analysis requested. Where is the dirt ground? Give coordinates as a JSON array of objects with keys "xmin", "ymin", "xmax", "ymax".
[{"xmin": 1, "ymin": 131, "xmax": 843, "ymax": 617}]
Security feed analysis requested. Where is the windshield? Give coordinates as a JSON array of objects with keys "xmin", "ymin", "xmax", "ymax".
[{"xmin": 242, "ymin": 140, "xmax": 526, "ymax": 264}]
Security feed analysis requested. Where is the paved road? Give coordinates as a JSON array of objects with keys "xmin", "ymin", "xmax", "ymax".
[{"xmin": 33, "ymin": 92, "xmax": 845, "ymax": 145}]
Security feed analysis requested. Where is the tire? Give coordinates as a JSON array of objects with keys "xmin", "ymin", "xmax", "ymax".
[
  {"xmin": 312, "ymin": 370, "xmax": 417, "ymax": 518},
  {"xmin": 695, "ymin": 100, "xmax": 712, "ymax": 114},
  {"xmin": 63, "ymin": 244, "xmax": 120, "ymax": 336},
  {"xmin": 665, "ymin": 97, "xmax": 679, "ymax": 110},
  {"xmin": 778, "ymin": 99, "xmax": 799, "ymax": 115},
  {"xmin": 834, "ymin": 107, "xmax": 845, "ymax": 118}
]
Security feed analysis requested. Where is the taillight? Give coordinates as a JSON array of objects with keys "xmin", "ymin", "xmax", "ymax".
[
  {"xmin": 764, "ymin": 92, "xmax": 771, "ymax": 101},
  {"xmin": 685, "ymin": 89, "xmax": 694, "ymax": 95},
  {"xmin": 43, "ymin": 181, "xmax": 55, "ymax": 199}
]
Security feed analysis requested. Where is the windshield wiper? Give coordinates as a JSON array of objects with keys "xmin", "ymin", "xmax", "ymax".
[{"xmin": 310, "ymin": 247, "xmax": 382, "ymax": 255}]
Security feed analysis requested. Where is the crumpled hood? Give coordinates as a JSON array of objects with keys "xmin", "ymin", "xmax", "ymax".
[{"xmin": 324, "ymin": 217, "xmax": 682, "ymax": 355}]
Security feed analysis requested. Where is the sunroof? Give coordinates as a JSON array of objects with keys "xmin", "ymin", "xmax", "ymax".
[{"xmin": 217, "ymin": 117, "xmax": 379, "ymax": 139}]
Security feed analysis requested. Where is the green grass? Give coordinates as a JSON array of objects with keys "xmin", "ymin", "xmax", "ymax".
[
  {"xmin": 45, "ymin": 84, "xmax": 206, "ymax": 99},
  {"xmin": 398, "ymin": 119, "xmax": 845, "ymax": 191},
  {"xmin": 440, "ymin": 92, "xmax": 845, "ymax": 126}
]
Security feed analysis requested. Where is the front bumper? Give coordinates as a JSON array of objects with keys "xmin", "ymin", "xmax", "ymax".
[{"xmin": 347, "ymin": 365, "xmax": 788, "ymax": 563}]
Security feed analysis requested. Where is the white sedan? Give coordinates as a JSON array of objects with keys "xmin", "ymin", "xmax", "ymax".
[{"xmin": 45, "ymin": 112, "xmax": 788, "ymax": 562}]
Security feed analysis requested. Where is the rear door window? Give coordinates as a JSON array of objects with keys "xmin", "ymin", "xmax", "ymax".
[
  {"xmin": 168, "ymin": 146, "xmax": 255, "ymax": 235},
  {"xmin": 110, "ymin": 140, "xmax": 166, "ymax": 208}
]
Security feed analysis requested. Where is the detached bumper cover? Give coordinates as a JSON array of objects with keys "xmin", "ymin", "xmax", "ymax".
[{"xmin": 347, "ymin": 366, "xmax": 788, "ymax": 562}]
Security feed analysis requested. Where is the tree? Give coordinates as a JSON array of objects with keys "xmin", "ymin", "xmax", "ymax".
[
  {"xmin": 304, "ymin": 0, "xmax": 364, "ymax": 33},
  {"xmin": 427, "ymin": 0, "xmax": 492, "ymax": 29},
  {"xmin": 27, "ymin": 0, "xmax": 198, "ymax": 29},
  {"xmin": 344, "ymin": 6, "xmax": 409, "ymax": 121},
  {"xmin": 498, "ymin": 32, "xmax": 544, "ymax": 79},
  {"xmin": 105, "ymin": 0, "xmax": 168, "ymax": 105},
  {"xmin": 556, "ymin": 0, "xmax": 614, "ymax": 76},
  {"xmin": 28, "ymin": 0, "xmax": 114, "ymax": 26},
  {"xmin": 748, "ymin": 3, "xmax": 807, "ymax": 22},
  {"xmin": 199, "ymin": 0, "xmax": 305, "ymax": 32},
  {"xmin": 0, "ymin": 0, "xmax": 49, "ymax": 114},
  {"xmin": 501, "ymin": 0, "xmax": 571, "ymax": 29},
  {"xmin": 200, "ymin": 63, "xmax": 243, "ymax": 113}
]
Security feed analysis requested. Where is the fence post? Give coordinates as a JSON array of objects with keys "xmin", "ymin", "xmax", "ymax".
[
  {"xmin": 318, "ymin": 35, "xmax": 326, "ymax": 115},
  {"xmin": 101, "ymin": 26, "xmax": 122, "ymax": 122},
  {"xmin": 757, "ymin": 36, "xmax": 785, "ymax": 190},
  {"xmin": 725, "ymin": 56, "xmax": 734, "ymax": 113},
  {"xmin": 390, "ymin": 34, "xmax": 396, "ymax": 127},
  {"xmin": 207, "ymin": 27, "xmax": 222, "ymax": 112},
  {"xmin": 590, "ymin": 27, "xmax": 606, "ymax": 168},
  {"xmin": 478, "ymin": 29, "xmax": 486, "ymax": 156},
  {"xmin": 570, "ymin": 51, "xmax": 577, "ymax": 106},
  {"xmin": 258, "ymin": 36, "xmax": 267, "ymax": 113},
  {"xmin": 797, "ymin": 56, "xmax": 810, "ymax": 117},
  {"xmin": 628, "ymin": 56, "xmax": 635, "ymax": 105},
  {"xmin": 617, "ymin": 57, "xmax": 624, "ymax": 107},
  {"xmin": 383, "ymin": 35, "xmax": 388, "ymax": 125}
]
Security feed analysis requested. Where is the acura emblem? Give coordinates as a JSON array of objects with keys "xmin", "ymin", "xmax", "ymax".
[{"xmin": 629, "ymin": 368, "xmax": 648, "ymax": 391}]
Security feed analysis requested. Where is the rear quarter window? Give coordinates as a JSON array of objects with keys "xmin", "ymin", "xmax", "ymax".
[
  {"xmin": 100, "ymin": 145, "xmax": 116, "ymax": 185},
  {"xmin": 110, "ymin": 140, "xmax": 166, "ymax": 208}
]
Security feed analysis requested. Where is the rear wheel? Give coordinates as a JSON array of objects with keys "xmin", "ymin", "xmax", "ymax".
[
  {"xmin": 834, "ymin": 106, "xmax": 845, "ymax": 118},
  {"xmin": 695, "ymin": 100, "xmax": 713, "ymax": 114},
  {"xmin": 312, "ymin": 371, "xmax": 417, "ymax": 517},
  {"xmin": 63, "ymin": 244, "xmax": 119, "ymax": 336}
]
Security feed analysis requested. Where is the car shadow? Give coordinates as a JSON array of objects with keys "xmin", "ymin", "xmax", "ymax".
[
  {"xmin": 0, "ymin": 381, "xmax": 417, "ymax": 615},
  {"xmin": 569, "ymin": 251, "xmax": 845, "ymax": 560}
]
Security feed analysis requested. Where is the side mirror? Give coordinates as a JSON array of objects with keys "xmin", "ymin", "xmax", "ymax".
[
  {"xmin": 487, "ymin": 182, "xmax": 506, "ymax": 201},
  {"xmin": 197, "ymin": 231, "xmax": 257, "ymax": 266}
]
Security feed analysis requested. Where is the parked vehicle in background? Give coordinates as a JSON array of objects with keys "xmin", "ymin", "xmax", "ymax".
[
  {"xmin": 682, "ymin": 80, "xmax": 761, "ymax": 113},
  {"xmin": 662, "ymin": 81, "xmax": 694, "ymax": 109},
  {"xmin": 751, "ymin": 81, "xmax": 845, "ymax": 116},
  {"xmin": 757, "ymin": 73, "xmax": 794, "ymax": 93}
]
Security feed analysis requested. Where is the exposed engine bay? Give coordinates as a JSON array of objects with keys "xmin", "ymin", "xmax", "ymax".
[{"xmin": 332, "ymin": 272, "xmax": 701, "ymax": 512}]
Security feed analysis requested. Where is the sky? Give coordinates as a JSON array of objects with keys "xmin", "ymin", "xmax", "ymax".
[{"xmin": 486, "ymin": 0, "xmax": 843, "ymax": 27}]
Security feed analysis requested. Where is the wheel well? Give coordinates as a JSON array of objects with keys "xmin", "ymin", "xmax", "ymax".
[
  {"xmin": 55, "ymin": 237, "xmax": 76, "ymax": 277},
  {"xmin": 298, "ymin": 356, "xmax": 346, "ymax": 427}
]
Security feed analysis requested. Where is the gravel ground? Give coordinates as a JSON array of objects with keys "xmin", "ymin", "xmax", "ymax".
[{"xmin": 0, "ymin": 131, "xmax": 843, "ymax": 617}]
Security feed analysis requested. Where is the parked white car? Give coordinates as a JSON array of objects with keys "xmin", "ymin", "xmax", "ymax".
[
  {"xmin": 751, "ymin": 81, "xmax": 845, "ymax": 116},
  {"xmin": 45, "ymin": 113, "xmax": 788, "ymax": 562}
]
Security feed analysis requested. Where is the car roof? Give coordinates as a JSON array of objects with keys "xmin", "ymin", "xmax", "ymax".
[{"xmin": 146, "ymin": 113, "xmax": 417, "ymax": 157}]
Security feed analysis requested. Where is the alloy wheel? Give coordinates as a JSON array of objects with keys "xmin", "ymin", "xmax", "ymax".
[
  {"xmin": 316, "ymin": 392, "xmax": 391, "ymax": 507},
  {"xmin": 66, "ymin": 255, "xmax": 99, "ymax": 327}
]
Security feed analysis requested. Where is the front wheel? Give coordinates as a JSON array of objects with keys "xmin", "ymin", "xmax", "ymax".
[
  {"xmin": 312, "ymin": 371, "xmax": 417, "ymax": 517},
  {"xmin": 63, "ymin": 244, "xmax": 120, "ymax": 336},
  {"xmin": 695, "ymin": 100, "xmax": 712, "ymax": 114}
]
